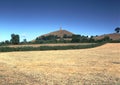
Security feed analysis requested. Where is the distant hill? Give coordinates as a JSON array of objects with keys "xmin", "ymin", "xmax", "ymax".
[
  {"xmin": 94, "ymin": 33, "xmax": 120, "ymax": 40},
  {"xmin": 31, "ymin": 28, "xmax": 74, "ymax": 42},
  {"xmin": 39, "ymin": 28, "xmax": 74, "ymax": 38},
  {"xmin": 32, "ymin": 29, "xmax": 120, "ymax": 43}
]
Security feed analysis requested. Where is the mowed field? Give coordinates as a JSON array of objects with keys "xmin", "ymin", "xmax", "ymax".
[{"xmin": 0, "ymin": 43, "xmax": 120, "ymax": 85}]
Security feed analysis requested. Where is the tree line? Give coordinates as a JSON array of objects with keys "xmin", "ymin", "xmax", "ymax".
[
  {"xmin": 0, "ymin": 27, "xmax": 120, "ymax": 45},
  {"xmin": 34, "ymin": 34, "xmax": 115, "ymax": 44}
]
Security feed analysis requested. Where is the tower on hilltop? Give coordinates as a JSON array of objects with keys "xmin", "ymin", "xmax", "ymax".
[{"xmin": 60, "ymin": 27, "xmax": 62, "ymax": 31}]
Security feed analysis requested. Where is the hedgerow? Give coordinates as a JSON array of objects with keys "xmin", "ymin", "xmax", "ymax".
[{"xmin": 0, "ymin": 43, "xmax": 105, "ymax": 52}]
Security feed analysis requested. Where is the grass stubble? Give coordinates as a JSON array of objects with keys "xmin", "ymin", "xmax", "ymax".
[{"xmin": 0, "ymin": 43, "xmax": 120, "ymax": 85}]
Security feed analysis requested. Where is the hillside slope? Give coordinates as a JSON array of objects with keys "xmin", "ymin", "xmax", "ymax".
[
  {"xmin": 38, "ymin": 29, "xmax": 74, "ymax": 38},
  {"xmin": 31, "ymin": 29, "xmax": 74, "ymax": 42},
  {"xmin": 94, "ymin": 33, "xmax": 120, "ymax": 40}
]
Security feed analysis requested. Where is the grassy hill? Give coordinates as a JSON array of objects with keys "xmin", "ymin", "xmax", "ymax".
[
  {"xmin": 31, "ymin": 30, "xmax": 120, "ymax": 43},
  {"xmin": 39, "ymin": 29, "xmax": 74, "ymax": 38},
  {"xmin": 94, "ymin": 33, "xmax": 120, "ymax": 41},
  {"xmin": 31, "ymin": 29, "xmax": 74, "ymax": 42}
]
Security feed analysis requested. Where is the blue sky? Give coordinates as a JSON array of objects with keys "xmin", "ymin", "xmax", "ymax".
[{"xmin": 0, "ymin": 0, "xmax": 120, "ymax": 42}]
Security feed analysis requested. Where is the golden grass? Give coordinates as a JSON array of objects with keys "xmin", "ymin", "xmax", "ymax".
[{"xmin": 0, "ymin": 43, "xmax": 120, "ymax": 85}]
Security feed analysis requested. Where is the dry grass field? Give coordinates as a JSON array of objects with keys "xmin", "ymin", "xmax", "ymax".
[{"xmin": 0, "ymin": 43, "xmax": 120, "ymax": 85}]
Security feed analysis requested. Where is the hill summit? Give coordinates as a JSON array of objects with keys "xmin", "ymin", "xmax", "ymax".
[{"xmin": 38, "ymin": 28, "xmax": 74, "ymax": 38}]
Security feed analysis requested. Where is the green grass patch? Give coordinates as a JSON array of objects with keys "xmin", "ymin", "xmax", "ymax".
[{"xmin": 0, "ymin": 43, "xmax": 105, "ymax": 52}]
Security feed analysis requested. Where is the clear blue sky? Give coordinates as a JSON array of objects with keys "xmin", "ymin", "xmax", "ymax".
[{"xmin": 0, "ymin": 0, "xmax": 120, "ymax": 42}]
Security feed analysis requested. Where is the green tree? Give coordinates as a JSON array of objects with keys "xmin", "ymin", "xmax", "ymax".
[
  {"xmin": 80, "ymin": 35, "xmax": 89, "ymax": 42},
  {"xmin": 71, "ymin": 35, "xmax": 80, "ymax": 43},
  {"xmin": 22, "ymin": 39, "xmax": 27, "ymax": 44},
  {"xmin": 5, "ymin": 40, "xmax": 11, "ymax": 44},
  {"xmin": 35, "ymin": 35, "xmax": 58, "ymax": 44},
  {"xmin": 0, "ymin": 41, "xmax": 5, "ymax": 46},
  {"xmin": 115, "ymin": 27, "xmax": 120, "ymax": 33},
  {"xmin": 11, "ymin": 34, "xmax": 20, "ymax": 44},
  {"xmin": 103, "ymin": 36, "xmax": 110, "ymax": 42},
  {"xmin": 89, "ymin": 36, "xmax": 95, "ymax": 42}
]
